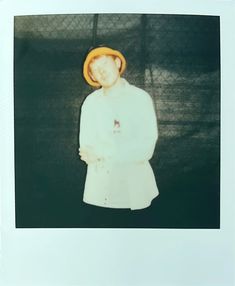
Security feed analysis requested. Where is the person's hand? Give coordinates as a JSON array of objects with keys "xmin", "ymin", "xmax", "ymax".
[{"xmin": 79, "ymin": 146, "xmax": 102, "ymax": 164}]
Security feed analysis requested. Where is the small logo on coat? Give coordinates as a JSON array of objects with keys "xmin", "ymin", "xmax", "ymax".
[{"xmin": 113, "ymin": 119, "xmax": 121, "ymax": 133}]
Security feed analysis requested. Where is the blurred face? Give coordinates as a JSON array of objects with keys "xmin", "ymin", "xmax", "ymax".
[{"xmin": 89, "ymin": 55, "xmax": 121, "ymax": 88}]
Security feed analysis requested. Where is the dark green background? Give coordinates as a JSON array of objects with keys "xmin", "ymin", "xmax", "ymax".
[{"xmin": 14, "ymin": 14, "xmax": 220, "ymax": 228}]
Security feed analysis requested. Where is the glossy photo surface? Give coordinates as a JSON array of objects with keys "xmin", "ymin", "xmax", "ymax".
[{"xmin": 14, "ymin": 14, "xmax": 220, "ymax": 228}]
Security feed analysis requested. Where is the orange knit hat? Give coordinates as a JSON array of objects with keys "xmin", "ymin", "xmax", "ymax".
[{"xmin": 83, "ymin": 46, "xmax": 127, "ymax": 87}]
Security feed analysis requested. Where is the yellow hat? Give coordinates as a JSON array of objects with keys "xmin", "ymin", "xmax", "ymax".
[{"xmin": 83, "ymin": 46, "xmax": 127, "ymax": 87}]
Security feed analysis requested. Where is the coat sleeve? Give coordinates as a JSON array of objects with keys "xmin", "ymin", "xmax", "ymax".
[
  {"xmin": 114, "ymin": 91, "xmax": 158, "ymax": 163},
  {"xmin": 79, "ymin": 97, "xmax": 97, "ymax": 150}
]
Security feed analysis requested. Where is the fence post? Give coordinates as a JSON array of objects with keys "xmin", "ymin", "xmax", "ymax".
[
  {"xmin": 92, "ymin": 14, "xmax": 99, "ymax": 47},
  {"xmin": 140, "ymin": 14, "xmax": 147, "ymax": 88}
]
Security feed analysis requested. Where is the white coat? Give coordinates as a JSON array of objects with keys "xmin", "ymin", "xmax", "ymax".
[{"xmin": 79, "ymin": 78, "xmax": 159, "ymax": 210}]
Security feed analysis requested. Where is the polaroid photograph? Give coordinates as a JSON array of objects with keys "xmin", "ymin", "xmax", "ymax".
[{"xmin": 0, "ymin": 1, "xmax": 234, "ymax": 285}]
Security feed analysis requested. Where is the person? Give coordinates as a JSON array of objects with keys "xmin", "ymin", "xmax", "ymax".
[{"xmin": 79, "ymin": 46, "xmax": 159, "ymax": 210}]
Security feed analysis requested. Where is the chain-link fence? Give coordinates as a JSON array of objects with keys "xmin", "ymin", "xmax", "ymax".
[{"xmin": 14, "ymin": 14, "xmax": 220, "ymax": 228}]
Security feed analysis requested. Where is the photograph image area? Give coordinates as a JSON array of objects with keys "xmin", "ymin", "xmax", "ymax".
[{"xmin": 14, "ymin": 14, "xmax": 220, "ymax": 228}]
